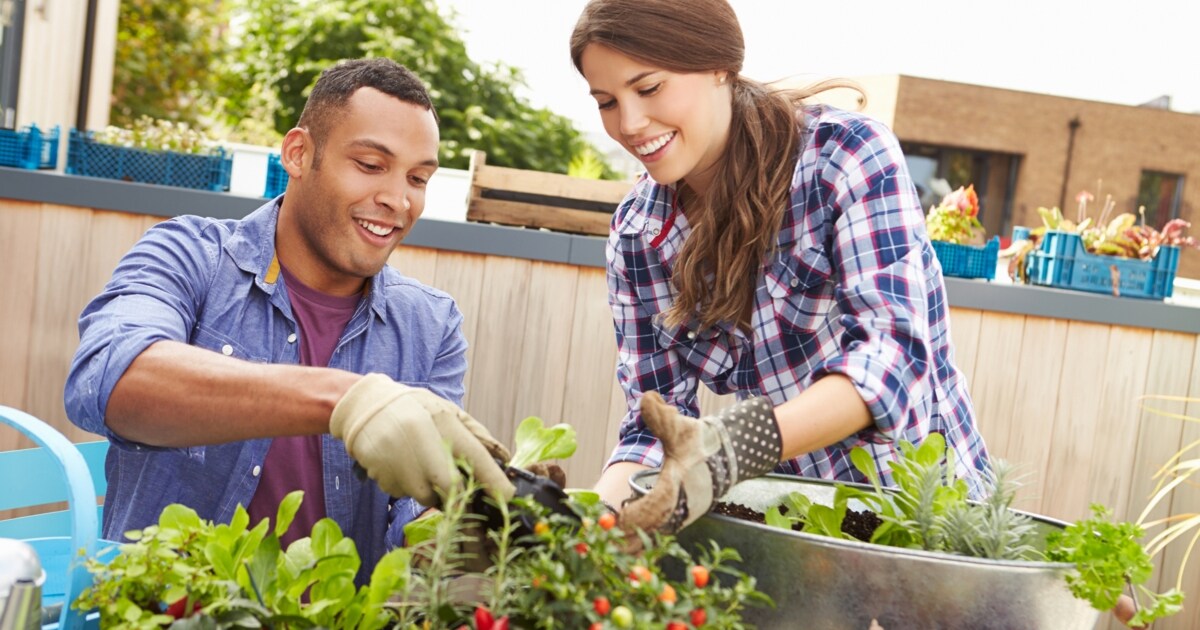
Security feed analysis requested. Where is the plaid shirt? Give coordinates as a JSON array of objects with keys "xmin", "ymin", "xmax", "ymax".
[{"xmin": 606, "ymin": 105, "xmax": 991, "ymax": 498}]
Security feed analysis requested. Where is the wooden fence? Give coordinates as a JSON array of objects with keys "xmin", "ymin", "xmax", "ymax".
[{"xmin": 2, "ymin": 197, "xmax": 1197, "ymax": 629}]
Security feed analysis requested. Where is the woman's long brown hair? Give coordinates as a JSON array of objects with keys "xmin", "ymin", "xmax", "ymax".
[{"xmin": 571, "ymin": 0, "xmax": 858, "ymax": 333}]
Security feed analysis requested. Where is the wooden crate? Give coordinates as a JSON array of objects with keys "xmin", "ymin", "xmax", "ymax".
[{"xmin": 465, "ymin": 150, "xmax": 631, "ymax": 237}]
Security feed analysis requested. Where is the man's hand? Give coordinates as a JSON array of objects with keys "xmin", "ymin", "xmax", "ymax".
[
  {"xmin": 330, "ymin": 373, "xmax": 515, "ymax": 506},
  {"xmin": 620, "ymin": 391, "xmax": 782, "ymax": 535}
]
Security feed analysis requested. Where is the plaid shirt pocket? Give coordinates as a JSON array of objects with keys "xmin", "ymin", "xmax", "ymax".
[{"xmin": 765, "ymin": 246, "xmax": 834, "ymax": 334}]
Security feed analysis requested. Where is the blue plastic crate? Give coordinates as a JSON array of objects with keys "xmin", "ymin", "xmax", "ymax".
[
  {"xmin": 931, "ymin": 236, "xmax": 999, "ymax": 280},
  {"xmin": 66, "ymin": 129, "xmax": 232, "ymax": 192},
  {"xmin": 0, "ymin": 124, "xmax": 60, "ymax": 169},
  {"xmin": 264, "ymin": 153, "xmax": 289, "ymax": 198},
  {"xmin": 1026, "ymin": 230, "xmax": 1179, "ymax": 300}
]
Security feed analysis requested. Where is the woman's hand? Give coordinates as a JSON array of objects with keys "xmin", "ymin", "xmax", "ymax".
[{"xmin": 618, "ymin": 392, "xmax": 781, "ymax": 536}]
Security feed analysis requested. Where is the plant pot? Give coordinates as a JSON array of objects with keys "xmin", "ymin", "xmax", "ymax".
[{"xmin": 631, "ymin": 472, "xmax": 1098, "ymax": 630}]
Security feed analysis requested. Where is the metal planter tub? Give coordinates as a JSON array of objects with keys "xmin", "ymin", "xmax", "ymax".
[{"xmin": 633, "ymin": 472, "xmax": 1099, "ymax": 630}]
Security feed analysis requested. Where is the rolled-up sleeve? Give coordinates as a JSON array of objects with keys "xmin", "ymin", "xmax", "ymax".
[
  {"xmin": 808, "ymin": 118, "xmax": 934, "ymax": 443},
  {"xmin": 64, "ymin": 218, "xmax": 216, "ymax": 441}
]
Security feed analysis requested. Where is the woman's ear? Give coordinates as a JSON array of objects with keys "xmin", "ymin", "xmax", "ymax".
[{"xmin": 279, "ymin": 128, "xmax": 311, "ymax": 178}]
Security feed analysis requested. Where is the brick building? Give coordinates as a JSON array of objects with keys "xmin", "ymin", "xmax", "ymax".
[{"xmin": 820, "ymin": 75, "xmax": 1200, "ymax": 279}]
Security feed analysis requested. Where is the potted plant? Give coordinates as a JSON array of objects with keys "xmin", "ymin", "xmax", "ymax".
[{"xmin": 633, "ymin": 420, "xmax": 1196, "ymax": 629}]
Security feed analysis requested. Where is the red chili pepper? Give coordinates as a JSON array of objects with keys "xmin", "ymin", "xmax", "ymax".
[
  {"xmin": 690, "ymin": 607, "xmax": 708, "ymax": 627},
  {"xmin": 593, "ymin": 596, "xmax": 611, "ymax": 616},
  {"xmin": 474, "ymin": 605, "xmax": 495, "ymax": 630}
]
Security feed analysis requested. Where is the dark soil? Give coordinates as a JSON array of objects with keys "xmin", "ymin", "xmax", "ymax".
[{"xmin": 713, "ymin": 501, "xmax": 883, "ymax": 543}]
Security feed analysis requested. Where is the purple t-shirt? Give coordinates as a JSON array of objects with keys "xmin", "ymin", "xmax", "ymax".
[{"xmin": 247, "ymin": 264, "xmax": 360, "ymax": 548}]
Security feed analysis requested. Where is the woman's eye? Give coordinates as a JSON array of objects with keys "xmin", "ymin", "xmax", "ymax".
[
  {"xmin": 410, "ymin": 175, "xmax": 428, "ymax": 187},
  {"xmin": 637, "ymin": 83, "xmax": 662, "ymax": 97},
  {"xmin": 597, "ymin": 99, "xmax": 617, "ymax": 111},
  {"xmin": 356, "ymin": 160, "xmax": 382, "ymax": 172}
]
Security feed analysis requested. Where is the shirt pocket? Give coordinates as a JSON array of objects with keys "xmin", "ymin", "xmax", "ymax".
[
  {"xmin": 193, "ymin": 324, "xmax": 270, "ymax": 363},
  {"xmin": 765, "ymin": 245, "xmax": 833, "ymax": 334}
]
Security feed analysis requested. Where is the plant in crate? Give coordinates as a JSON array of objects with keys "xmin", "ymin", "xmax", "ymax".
[
  {"xmin": 924, "ymin": 185, "xmax": 999, "ymax": 279},
  {"xmin": 68, "ymin": 116, "xmax": 233, "ymax": 192},
  {"xmin": 1010, "ymin": 189, "xmax": 1197, "ymax": 297}
]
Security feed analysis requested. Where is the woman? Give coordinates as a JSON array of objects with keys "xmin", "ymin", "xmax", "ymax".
[{"xmin": 570, "ymin": 0, "xmax": 992, "ymax": 535}]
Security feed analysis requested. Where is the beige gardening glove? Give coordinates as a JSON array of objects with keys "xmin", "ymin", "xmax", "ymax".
[
  {"xmin": 620, "ymin": 391, "xmax": 782, "ymax": 535},
  {"xmin": 330, "ymin": 373, "xmax": 515, "ymax": 506}
]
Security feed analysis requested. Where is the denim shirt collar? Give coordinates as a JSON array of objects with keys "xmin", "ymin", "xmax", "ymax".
[{"xmin": 225, "ymin": 196, "xmax": 388, "ymax": 323}]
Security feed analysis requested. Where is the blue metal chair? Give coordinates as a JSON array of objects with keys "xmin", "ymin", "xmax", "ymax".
[{"xmin": 0, "ymin": 406, "xmax": 110, "ymax": 630}]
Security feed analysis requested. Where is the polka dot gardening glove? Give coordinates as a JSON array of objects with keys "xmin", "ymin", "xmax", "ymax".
[{"xmin": 620, "ymin": 391, "xmax": 782, "ymax": 535}]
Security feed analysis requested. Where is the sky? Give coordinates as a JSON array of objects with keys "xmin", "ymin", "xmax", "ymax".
[{"xmin": 437, "ymin": 0, "xmax": 1199, "ymax": 149}]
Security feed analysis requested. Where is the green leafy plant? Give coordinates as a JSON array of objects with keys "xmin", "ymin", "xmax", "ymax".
[
  {"xmin": 74, "ymin": 491, "xmax": 409, "ymax": 630},
  {"xmin": 508, "ymin": 417, "xmax": 577, "ymax": 469},
  {"xmin": 1046, "ymin": 505, "xmax": 1182, "ymax": 627}
]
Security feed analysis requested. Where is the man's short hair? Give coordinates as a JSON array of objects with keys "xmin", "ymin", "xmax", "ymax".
[{"xmin": 297, "ymin": 58, "xmax": 437, "ymax": 168}]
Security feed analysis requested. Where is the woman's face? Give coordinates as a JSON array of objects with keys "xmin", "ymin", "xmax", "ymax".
[{"xmin": 580, "ymin": 43, "xmax": 732, "ymax": 193}]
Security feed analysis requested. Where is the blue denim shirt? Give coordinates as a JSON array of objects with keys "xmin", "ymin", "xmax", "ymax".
[{"xmin": 64, "ymin": 198, "xmax": 468, "ymax": 578}]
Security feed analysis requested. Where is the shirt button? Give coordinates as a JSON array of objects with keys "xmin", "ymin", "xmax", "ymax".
[
  {"xmin": 252, "ymin": 465, "xmax": 262, "ymax": 477},
  {"xmin": 287, "ymin": 333, "xmax": 297, "ymax": 343},
  {"xmin": 789, "ymin": 278, "xmax": 799, "ymax": 288},
  {"xmin": 651, "ymin": 228, "xmax": 661, "ymax": 236},
  {"xmin": 687, "ymin": 331, "xmax": 697, "ymax": 340},
  {"xmin": 221, "ymin": 344, "xmax": 233, "ymax": 356}
]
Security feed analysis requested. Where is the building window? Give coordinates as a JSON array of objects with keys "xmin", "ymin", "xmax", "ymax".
[
  {"xmin": 1136, "ymin": 170, "xmax": 1184, "ymax": 229},
  {"xmin": 0, "ymin": 0, "xmax": 24, "ymax": 128},
  {"xmin": 901, "ymin": 142, "xmax": 1022, "ymax": 242}
]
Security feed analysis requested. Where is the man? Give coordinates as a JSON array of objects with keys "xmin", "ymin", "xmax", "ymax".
[{"xmin": 64, "ymin": 58, "xmax": 513, "ymax": 579}]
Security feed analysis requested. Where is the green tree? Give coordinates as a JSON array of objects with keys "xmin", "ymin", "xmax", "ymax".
[
  {"xmin": 219, "ymin": 0, "xmax": 617, "ymax": 175},
  {"xmin": 110, "ymin": 0, "xmax": 229, "ymax": 128}
]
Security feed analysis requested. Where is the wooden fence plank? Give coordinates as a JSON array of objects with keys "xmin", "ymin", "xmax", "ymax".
[
  {"xmin": 1126, "ymin": 332, "xmax": 1195, "ymax": 603},
  {"xmin": 947, "ymin": 307, "xmax": 984, "ymax": 391},
  {"xmin": 1152, "ymin": 340, "xmax": 1200, "ymax": 630},
  {"xmin": 433, "ymin": 252, "xmax": 487, "ymax": 410},
  {"xmin": 560, "ymin": 269, "xmax": 618, "ymax": 488},
  {"xmin": 1002, "ymin": 316, "xmax": 1069, "ymax": 511},
  {"xmin": 465, "ymin": 256, "xmax": 532, "ymax": 447},
  {"xmin": 1086, "ymin": 327, "xmax": 1154, "ymax": 521},
  {"xmin": 512, "ymin": 261, "xmax": 580, "ymax": 431},
  {"xmin": 966, "ymin": 312, "xmax": 1026, "ymax": 468},
  {"xmin": 0, "ymin": 200, "xmax": 43, "ymax": 451},
  {"xmin": 1041, "ymin": 321, "xmax": 1112, "ymax": 521},
  {"xmin": 24, "ymin": 205, "xmax": 94, "ymax": 439},
  {"xmin": 388, "ymin": 245, "xmax": 439, "ymax": 287}
]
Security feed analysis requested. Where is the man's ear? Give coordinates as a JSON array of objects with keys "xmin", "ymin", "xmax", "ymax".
[{"xmin": 280, "ymin": 128, "xmax": 311, "ymax": 179}]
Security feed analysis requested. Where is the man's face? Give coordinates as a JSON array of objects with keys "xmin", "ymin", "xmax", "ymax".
[{"xmin": 278, "ymin": 87, "xmax": 439, "ymax": 296}]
